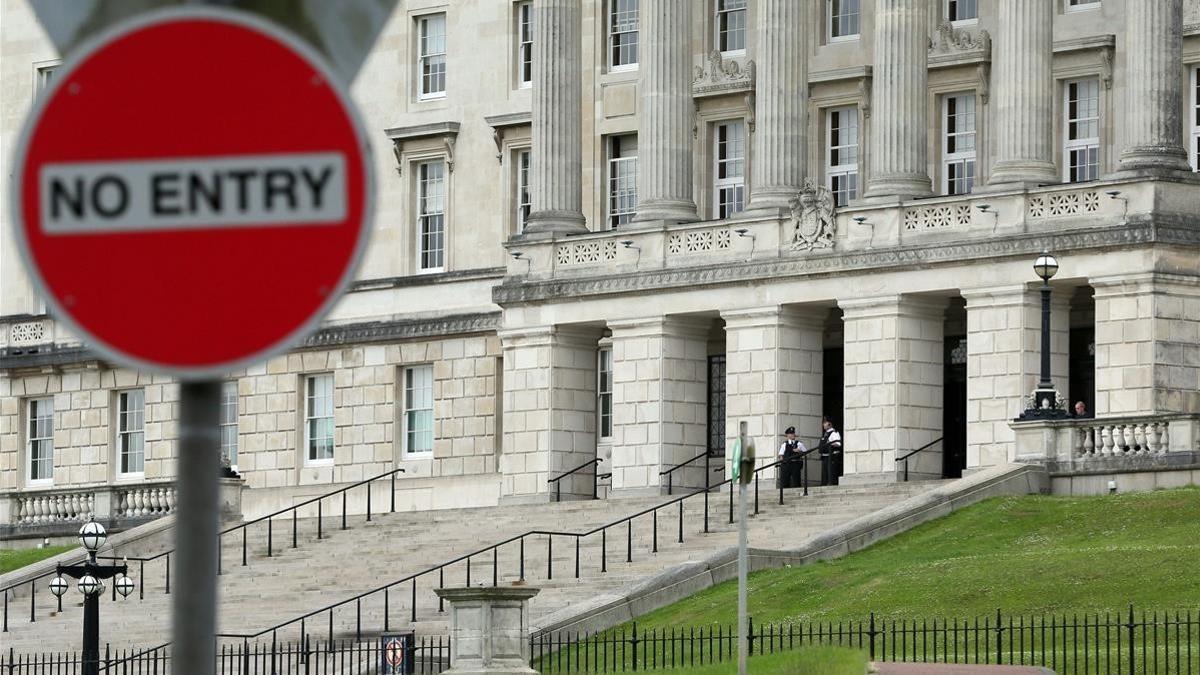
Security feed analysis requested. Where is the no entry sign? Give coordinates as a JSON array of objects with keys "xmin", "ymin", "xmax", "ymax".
[{"xmin": 10, "ymin": 8, "xmax": 373, "ymax": 377}]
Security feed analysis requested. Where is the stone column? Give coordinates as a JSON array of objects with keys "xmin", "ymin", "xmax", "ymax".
[
  {"xmin": 722, "ymin": 308, "xmax": 824, "ymax": 476},
  {"xmin": 839, "ymin": 296, "xmax": 944, "ymax": 482},
  {"xmin": 524, "ymin": 0, "xmax": 587, "ymax": 235},
  {"xmin": 988, "ymin": 0, "xmax": 1058, "ymax": 187},
  {"xmin": 499, "ymin": 326, "xmax": 599, "ymax": 503},
  {"xmin": 632, "ymin": 0, "xmax": 698, "ymax": 224},
  {"xmin": 1118, "ymin": 0, "xmax": 1191, "ymax": 172},
  {"xmin": 608, "ymin": 317, "xmax": 709, "ymax": 495},
  {"xmin": 745, "ymin": 0, "xmax": 808, "ymax": 215},
  {"xmin": 435, "ymin": 586, "xmax": 540, "ymax": 675},
  {"xmin": 864, "ymin": 0, "xmax": 932, "ymax": 200}
]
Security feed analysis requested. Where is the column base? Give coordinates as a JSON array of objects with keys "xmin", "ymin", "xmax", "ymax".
[
  {"xmin": 633, "ymin": 199, "xmax": 698, "ymax": 224},
  {"xmin": 987, "ymin": 160, "xmax": 1059, "ymax": 188},
  {"xmin": 524, "ymin": 209, "xmax": 588, "ymax": 237},
  {"xmin": 1119, "ymin": 146, "xmax": 1192, "ymax": 173},
  {"xmin": 863, "ymin": 175, "xmax": 933, "ymax": 202}
]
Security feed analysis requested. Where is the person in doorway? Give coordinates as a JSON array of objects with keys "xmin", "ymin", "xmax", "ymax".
[
  {"xmin": 777, "ymin": 426, "xmax": 807, "ymax": 489},
  {"xmin": 1073, "ymin": 401, "xmax": 1092, "ymax": 418},
  {"xmin": 818, "ymin": 416, "xmax": 843, "ymax": 486}
]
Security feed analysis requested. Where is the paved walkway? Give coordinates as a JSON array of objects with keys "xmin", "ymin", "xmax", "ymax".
[{"xmin": 872, "ymin": 663, "xmax": 1056, "ymax": 675}]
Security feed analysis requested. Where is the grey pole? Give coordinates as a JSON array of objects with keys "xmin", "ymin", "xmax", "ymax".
[
  {"xmin": 737, "ymin": 421, "xmax": 749, "ymax": 675},
  {"xmin": 175, "ymin": 380, "xmax": 221, "ymax": 673}
]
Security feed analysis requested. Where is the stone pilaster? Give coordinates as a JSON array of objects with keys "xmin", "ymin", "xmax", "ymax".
[
  {"xmin": 722, "ymin": 308, "xmax": 824, "ymax": 474},
  {"xmin": 863, "ymin": 0, "xmax": 932, "ymax": 200},
  {"xmin": 632, "ymin": 0, "xmax": 698, "ymax": 223},
  {"xmin": 524, "ymin": 0, "xmax": 586, "ymax": 235},
  {"xmin": 1118, "ymin": 0, "xmax": 1191, "ymax": 172},
  {"xmin": 608, "ymin": 318, "xmax": 708, "ymax": 495},
  {"xmin": 1092, "ymin": 274, "xmax": 1200, "ymax": 416},
  {"xmin": 839, "ymin": 297, "xmax": 944, "ymax": 482},
  {"xmin": 988, "ymin": 0, "xmax": 1058, "ymax": 186},
  {"xmin": 745, "ymin": 0, "xmax": 808, "ymax": 215}
]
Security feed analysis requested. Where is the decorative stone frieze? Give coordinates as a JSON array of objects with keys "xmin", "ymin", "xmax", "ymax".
[
  {"xmin": 9, "ymin": 321, "xmax": 47, "ymax": 347},
  {"xmin": 903, "ymin": 204, "xmax": 972, "ymax": 231},
  {"xmin": 666, "ymin": 228, "xmax": 732, "ymax": 256},
  {"xmin": 927, "ymin": 21, "xmax": 991, "ymax": 69},
  {"xmin": 692, "ymin": 50, "xmax": 755, "ymax": 97},
  {"xmin": 1026, "ymin": 191, "xmax": 1101, "ymax": 219},
  {"xmin": 555, "ymin": 240, "xmax": 618, "ymax": 267}
]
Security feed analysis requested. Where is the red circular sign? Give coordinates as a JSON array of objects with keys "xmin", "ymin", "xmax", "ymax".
[{"xmin": 11, "ymin": 8, "xmax": 373, "ymax": 377}]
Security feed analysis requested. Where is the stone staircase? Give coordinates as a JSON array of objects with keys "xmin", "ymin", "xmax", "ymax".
[{"xmin": 0, "ymin": 480, "xmax": 945, "ymax": 654}]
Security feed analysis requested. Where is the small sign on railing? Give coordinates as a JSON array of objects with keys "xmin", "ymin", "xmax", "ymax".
[{"xmin": 379, "ymin": 633, "xmax": 414, "ymax": 674}]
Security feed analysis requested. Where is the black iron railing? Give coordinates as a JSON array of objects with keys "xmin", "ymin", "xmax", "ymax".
[
  {"xmin": 1, "ymin": 466, "xmax": 408, "ymax": 633},
  {"xmin": 547, "ymin": 457, "xmax": 604, "ymax": 502},
  {"xmin": 895, "ymin": 437, "xmax": 943, "ymax": 482},
  {"xmin": 658, "ymin": 451, "xmax": 714, "ymax": 495}
]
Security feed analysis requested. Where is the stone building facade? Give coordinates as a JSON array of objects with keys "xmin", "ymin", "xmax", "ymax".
[{"xmin": 2, "ymin": 0, "xmax": 1199, "ymax": 526}]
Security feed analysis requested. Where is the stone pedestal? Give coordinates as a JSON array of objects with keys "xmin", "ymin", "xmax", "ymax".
[
  {"xmin": 435, "ymin": 586, "xmax": 540, "ymax": 675},
  {"xmin": 217, "ymin": 477, "xmax": 245, "ymax": 521}
]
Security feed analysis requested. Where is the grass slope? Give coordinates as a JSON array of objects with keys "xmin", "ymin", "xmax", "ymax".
[
  {"xmin": 639, "ymin": 647, "xmax": 867, "ymax": 674},
  {"xmin": 0, "ymin": 545, "xmax": 75, "ymax": 575},
  {"xmin": 630, "ymin": 488, "xmax": 1200, "ymax": 629}
]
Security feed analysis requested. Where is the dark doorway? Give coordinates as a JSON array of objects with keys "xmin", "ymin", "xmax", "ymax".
[
  {"xmin": 1069, "ymin": 286, "xmax": 1095, "ymax": 415},
  {"xmin": 822, "ymin": 346, "xmax": 844, "ymax": 481},
  {"xmin": 707, "ymin": 354, "xmax": 726, "ymax": 457},
  {"xmin": 943, "ymin": 336, "xmax": 968, "ymax": 478}
]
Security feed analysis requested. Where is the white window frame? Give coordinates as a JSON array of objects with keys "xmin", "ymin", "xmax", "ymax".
[
  {"xmin": 1190, "ymin": 65, "xmax": 1199, "ymax": 172},
  {"xmin": 606, "ymin": 134, "xmax": 638, "ymax": 229},
  {"xmin": 826, "ymin": 106, "xmax": 859, "ymax": 207},
  {"xmin": 26, "ymin": 398, "xmax": 54, "ymax": 485},
  {"xmin": 220, "ymin": 381, "xmax": 238, "ymax": 471},
  {"xmin": 34, "ymin": 63, "xmax": 58, "ymax": 95},
  {"xmin": 516, "ymin": 1, "xmax": 533, "ymax": 88},
  {"xmin": 713, "ymin": 120, "xmax": 746, "ymax": 219},
  {"xmin": 1066, "ymin": 0, "xmax": 1100, "ymax": 11},
  {"xmin": 417, "ymin": 13, "xmax": 447, "ymax": 100},
  {"xmin": 597, "ymin": 348, "xmax": 613, "ymax": 440},
  {"xmin": 828, "ymin": 0, "xmax": 860, "ymax": 42},
  {"xmin": 116, "ymin": 390, "xmax": 145, "ymax": 478},
  {"xmin": 942, "ymin": 92, "xmax": 977, "ymax": 196},
  {"xmin": 715, "ymin": 0, "xmax": 747, "ymax": 55},
  {"xmin": 1063, "ymin": 77, "xmax": 1100, "ymax": 183},
  {"xmin": 417, "ymin": 160, "xmax": 447, "ymax": 272},
  {"xmin": 515, "ymin": 148, "xmax": 532, "ymax": 233},
  {"xmin": 947, "ymin": 0, "xmax": 978, "ymax": 23},
  {"xmin": 402, "ymin": 365, "xmax": 435, "ymax": 457},
  {"xmin": 608, "ymin": 0, "xmax": 639, "ymax": 71},
  {"xmin": 304, "ymin": 374, "xmax": 335, "ymax": 465}
]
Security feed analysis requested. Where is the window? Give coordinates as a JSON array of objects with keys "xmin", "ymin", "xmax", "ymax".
[
  {"xmin": 1190, "ymin": 66, "xmax": 1199, "ymax": 171},
  {"xmin": 943, "ymin": 93, "xmax": 977, "ymax": 195},
  {"xmin": 947, "ymin": 0, "xmax": 977, "ymax": 22},
  {"xmin": 716, "ymin": 0, "xmax": 747, "ymax": 54},
  {"xmin": 608, "ymin": 0, "xmax": 639, "ymax": 70},
  {"xmin": 417, "ymin": 160, "xmax": 446, "ymax": 271},
  {"xmin": 220, "ymin": 381, "xmax": 238, "ymax": 469},
  {"xmin": 516, "ymin": 149, "xmax": 532, "ymax": 233},
  {"xmin": 607, "ymin": 134, "xmax": 638, "ymax": 229},
  {"xmin": 826, "ymin": 106, "xmax": 859, "ymax": 207},
  {"xmin": 117, "ymin": 390, "xmax": 145, "ymax": 476},
  {"xmin": 1067, "ymin": 0, "xmax": 1099, "ymax": 9},
  {"xmin": 713, "ymin": 120, "xmax": 746, "ymax": 218},
  {"xmin": 403, "ymin": 365, "xmax": 434, "ymax": 455},
  {"xmin": 35, "ymin": 64, "xmax": 56, "ymax": 94},
  {"xmin": 418, "ymin": 13, "xmax": 447, "ymax": 99},
  {"xmin": 516, "ymin": 1, "xmax": 533, "ymax": 87},
  {"xmin": 829, "ymin": 0, "xmax": 860, "ymax": 40},
  {"xmin": 1064, "ymin": 78, "xmax": 1100, "ymax": 183},
  {"xmin": 597, "ymin": 348, "xmax": 613, "ymax": 439},
  {"xmin": 27, "ymin": 398, "xmax": 54, "ymax": 483},
  {"xmin": 707, "ymin": 355, "xmax": 726, "ymax": 456},
  {"xmin": 305, "ymin": 374, "xmax": 334, "ymax": 463}
]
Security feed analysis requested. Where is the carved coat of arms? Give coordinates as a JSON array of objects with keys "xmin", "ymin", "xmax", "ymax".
[{"xmin": 789, "ymin": 180, "xmax": 836, "ymax": 251}]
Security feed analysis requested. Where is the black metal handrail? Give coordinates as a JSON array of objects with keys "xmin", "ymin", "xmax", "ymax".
[
  {"xmin": 658, "ymin": 452, "xmax": 714, "ymax": 495},
  {"xmin": 547, "ymin": 457, "xmax": 604, "ymax": 502},
  {"xmin": 215, "ymin": 454, "xmax": 807, "ymax": 644},
  {"xmin": 2, "ymin": 465, "xmax": 408, "ymax": 632},
  {"xmin": 894, "ymin": 437, "xmax": 943, "ymax": 482}
]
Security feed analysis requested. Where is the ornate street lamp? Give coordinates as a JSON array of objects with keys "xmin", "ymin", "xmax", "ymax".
[
  {"xmin": 51, "ymin": 519, "xmax": 135, "ymax": 675},
  {"xmin": 1019, "ymin": 250, "xmax": 1070, "ymax": 420}
]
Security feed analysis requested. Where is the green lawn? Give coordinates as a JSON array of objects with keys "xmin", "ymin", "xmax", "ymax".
[
  {"xmin": 0, "ymin": 544, "xmax": 75, "ymax": 575},
  {"xmin": 639, "ymin": 647, "xmax": 867, "ymax": 674}
]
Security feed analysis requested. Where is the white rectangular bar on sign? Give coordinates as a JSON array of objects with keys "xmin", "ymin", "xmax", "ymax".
[{"xmin": 39, "ymin": 152, "xmax": 348, "ymax": 234}]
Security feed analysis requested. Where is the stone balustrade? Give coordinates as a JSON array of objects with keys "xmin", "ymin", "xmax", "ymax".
[
  {"xmin": 1071, "ymin": 419, "xmax": 1173, "ymax": 459},
  {"xmin": 115, "ymin": 483, "xmax": 177, "ymax": 518},
  {"xmin": 15, "ymin": 488, "xmax": 95, "ymax": 525},
  {"xmin": 3, "ymin": 481, "xmax": 178, "ymax": 532},
  {"xmin": 1013, "ymin": 414, "xmax": 1199, "ymax": 466}
]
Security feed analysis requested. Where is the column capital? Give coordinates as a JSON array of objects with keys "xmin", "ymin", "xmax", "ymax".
[
  {"xmin": 961, "ymin": 284, "xmax": 1039, "ymax": 307},
  {"xmin": 609, "ymin": 315, "xmax": 711, "ymax": 339},
  {"xmin": 838, "ymin": 295, "xmax": 946, "ymax": 319},
  {"xmin": 720, "ymin": 306, "xmax": 826, "ymax": 330}
]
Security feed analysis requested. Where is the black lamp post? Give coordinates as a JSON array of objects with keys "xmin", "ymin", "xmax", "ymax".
[
  {"xmin": 50, "ymin": 520, "xmax": 136, "ymax": 675},
  {"xmin": 1019, "ymin": 250, "xmax": 1071, "ymax": 420}
]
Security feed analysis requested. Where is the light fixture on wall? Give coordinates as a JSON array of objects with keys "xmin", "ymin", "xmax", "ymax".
[
  {"xmin": 851, "ymin": 216, "xmax": 874, "ymax": 249},
  {"xmin": 976, "ymin": 204, "xmax": 999, "ymax": 234},
  {"xmin": 620, "ymin": 239, "xmax": 642, "ymax": 266},
  {"xmin": 734, "ymin": 228, "xmax": 756, "ymax": 260},
  {"xmin": 1105, "ymin": 190, "xmax": 1128, "ymax": 221},
  {"xmin": 510, "ymin": 250, "xmax": 531, "ymax": 272}
]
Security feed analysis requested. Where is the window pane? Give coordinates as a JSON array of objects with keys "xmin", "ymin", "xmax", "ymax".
[
  {"xmin": 608, "ymin": 135, "xmax": 638, "ymax": 228},
  {"xmin": 610, "ymin": 0, "xmax": 639, "ymax": 67}
]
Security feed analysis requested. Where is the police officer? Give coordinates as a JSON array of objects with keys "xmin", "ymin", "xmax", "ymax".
[
  {"xmin": 817, "ymin": 415, "xmax": 843, "ymax": 486},
  {"xmin": 777, "ymin": 426, "xmax": 807, "ymax": 489}
]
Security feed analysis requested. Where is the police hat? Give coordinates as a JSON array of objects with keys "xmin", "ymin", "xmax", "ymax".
[{"xmin": 784, "ymin": 426, "xmax": 796, "ymax": 435}]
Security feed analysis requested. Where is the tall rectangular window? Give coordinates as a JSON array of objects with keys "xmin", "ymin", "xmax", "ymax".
[
  {"xmin": 1190, "ymin": 66, "xmax": 1199, "ymax": 171},
  {"xmin": 607, "ymin": 134, "xmax": 637, "ymax": 229},
  {"xmin": 716, "ymin": 0, "xmax": 747, "ymax": 54},
  {"xmin": 418, "ymin": 13, "xmax": 447, "ymax": 99},
  {"xmin": 35, "ymin": 65, "xmax": 57, "ymax": 94},
  {"xmin": 305, "ymin": 374, "xmax": 334, "ymax": 463},
  {"xmin": 713, "ymin": 120, "xmax": 746, "ymax": 218},
  {"xmin": 829, "ymin": 0, "xmax": 860, "ymax": 40},
  {"xmin": 404, "ymin": 365, "xmax": 434, "ymax": 455},
  {"xmin": 418, "ymin": 160, "xmax": 446, "ymax": 271},
  {"xmin": 597, "ymin": 348, "xmax": 613, "ymax": 439},
  {"xmin": 1064, "ymin": 78, "xmax": 1100, "ymax": 183},
  {"xmin": 515, "ymin": 149, "xmax": 532, "ymax": 232},
  {"xmin": 220, "ymin": 381, "xmax": 238, "ymax": 469},
  {"xmin": 27, "ymin": 398, "xmax": 54, "ymax": 483},
  {"xmin": 943, "ymin": 93, "xmax": 977, "ymax": 195},
  {"xmin": 1067, "ymin": 0, "xmax": 1099, "ymax": 8},
  {"xmin": 827, "ymin": 106, "xmax": 859, "ymax": 207},
  {"xmin": 118, "ymin": 390, "xmax": 145, "ymax": 476},
  {"xmin": 608, "ymin": 0, "xmax": 639, "ymax": 70},
  {"xmin": 516, "ymin": 1, "xmax": 533, "ymax": 87},
  {"xmin": 947, "ymin": 0, "xmax": 977, "ymax": 21}
]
